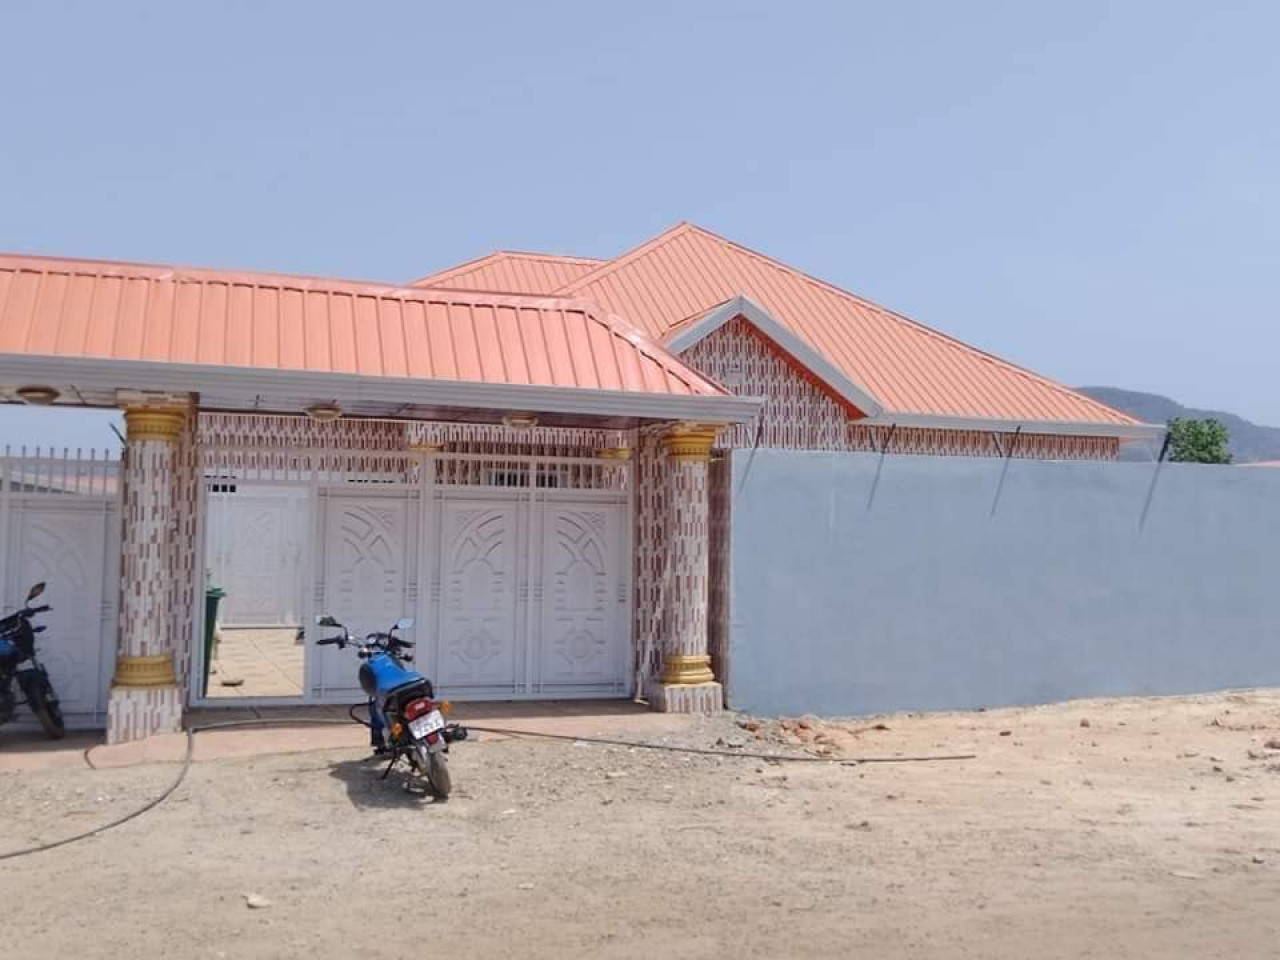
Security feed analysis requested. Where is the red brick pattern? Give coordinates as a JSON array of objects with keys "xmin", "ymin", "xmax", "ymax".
[
  {"xmin": 683, "ymin": 319, "xmax": 1121, "ymax": 460},
  {"xmin": 632, "ymin": 427, "xmax": 666, "ymax": 698}
]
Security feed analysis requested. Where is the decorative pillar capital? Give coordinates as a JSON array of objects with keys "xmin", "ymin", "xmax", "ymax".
[
  {"xmin": 124, "ymin": 407, "xmax": 187, "ymax": 444},
  {"xmin": 111, "ymin": 653, "xmax": 177, "ymax": 688},
  {"xmin": 660, "ymin": 423, "xmax": 719, "ymax": 462}
]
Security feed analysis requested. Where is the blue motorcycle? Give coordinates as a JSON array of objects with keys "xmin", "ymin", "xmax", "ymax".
[{"xmin": 315, "ymin": 614, "xmax": 465, "ymax": 798}]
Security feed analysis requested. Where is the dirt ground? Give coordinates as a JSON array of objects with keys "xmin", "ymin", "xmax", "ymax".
[{"xmin": 3, "ymin": 690, "xmax": 1280, "ymax": 960}]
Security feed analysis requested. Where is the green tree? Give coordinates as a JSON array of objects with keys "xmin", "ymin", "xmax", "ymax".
[{"xmin": 1167, "ymin": 417, "xmax": 1232, "ymax": 464}]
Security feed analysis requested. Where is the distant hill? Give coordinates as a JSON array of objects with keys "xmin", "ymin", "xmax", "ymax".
[{"xmin": 1077, "ymin": 387, "xmax": 1280, "ymax": 463}]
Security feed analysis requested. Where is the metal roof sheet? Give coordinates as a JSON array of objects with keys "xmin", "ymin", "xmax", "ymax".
[
  {"xmin": 412, "ymin": 251, "xmax": 604, "ymax": 295},
  {"xmin": 556, "ymin": 224, "xmax": 1141, "ymax": 427},
  {"xmin": 0, "ymin": 253, "xmax": 726, "ymax": 400}
]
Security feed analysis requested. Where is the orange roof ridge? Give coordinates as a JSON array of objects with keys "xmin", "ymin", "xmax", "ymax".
[
  {"xmin": 672, "ymin": 224, "xmax": 1137, "ymax": 425},
  {"xmin": 553, "ymin": 222, "xmax": 697, "ymax": 295},
  {"xmin": 412, "ymin": 250, "xmax": 604, "ymax": 291},
  {"xmin": 0, "ymin": 251, "xmax": 599, "ymax": 310},
  {"xmin": 0, "ymin": 250, "xmax": 404, "ymax": 292},
  {"xmin": 492, "ymin": 250, "xmax": 604, "ymax": 264},
  {"xmin": 557, "ymin": 222, "xmax": 1140, "ymax": 427}
]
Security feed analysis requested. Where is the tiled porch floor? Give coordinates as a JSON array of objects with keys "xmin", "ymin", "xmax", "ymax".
[{"xmin": 207, "ymin": 627, "xmax": 304, "ymax": 699}]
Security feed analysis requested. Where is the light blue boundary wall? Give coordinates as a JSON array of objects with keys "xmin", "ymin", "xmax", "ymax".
[{"xmin": 728, "ymin": 450, "xmax": 1280, "ymax": 717}]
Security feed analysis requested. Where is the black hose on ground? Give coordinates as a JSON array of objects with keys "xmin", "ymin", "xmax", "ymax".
[
  {"xmin": 0, "ymin": 717, "xmax": 354, "ymax": 862},
  {"xmin": 0, "ymin": 711, "xmax": 975, "ymax": 861},
  {"xmin": 462, "ymin": 723, "xmax": 976, "ymax": 766}
]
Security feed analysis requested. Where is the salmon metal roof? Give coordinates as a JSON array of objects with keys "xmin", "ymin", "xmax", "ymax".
[
  {"xmin": 412, "ymin": 251, "xmax": 605, "ymax": 295},
  {"xmin": 0, "ymin": 253, "xmax": 754, "ymax": 420},
  {"xmin": 547, "ymin": 223, "xmax": 1144, "ymax": 431}
]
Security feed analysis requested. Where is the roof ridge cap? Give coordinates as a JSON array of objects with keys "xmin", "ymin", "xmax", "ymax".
[
  {"xmin": 491, "ymin": 250, "xmax": 605, "ymax": 264},
  {"xmin": 0, "ymin": 250, "xmax": 402, "ymax": 290},
  {"xmin": 553, "ymin": 222, "xmax": 697, "ymax": 294},
  {"xmin": 577, "ymin": 298, "xmax": 728, "ymax": 397},
  {"xmin": 0, "ymin": 252, "xmax": 623, "ymax": 313},
  {"xmin": 672, "ymin": 228, "xmax": 1141, "ymax": 426}
]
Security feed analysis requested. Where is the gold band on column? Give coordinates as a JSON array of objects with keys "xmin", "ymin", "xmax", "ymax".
[
  {"xmin": 660, "ymin": 424, "xmax": 718, "ymax": 462},
  {"xmin": 660, "ymin": 653, "xmax": 716, "ymax": 685},
  {"xmin": 111, "ymin": 653, "xmax": 177, "ymax": 688},
  {"xmin": 124, "ymin": 408, "xmax": 186, "ymax": 443}
]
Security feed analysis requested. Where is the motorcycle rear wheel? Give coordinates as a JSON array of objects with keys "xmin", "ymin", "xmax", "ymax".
[
  {"xmin": 29, "ymin": 673, "xmax": 65, "ymax": 740},
  {"xmin": 415, "ymin": 743, "xmax": 451, "ymax": 799}
]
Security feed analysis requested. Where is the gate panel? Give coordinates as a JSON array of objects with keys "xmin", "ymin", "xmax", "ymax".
[
  {"xmin": 536, "ymin": 503, "xmax": 627, "ymax": 694},
  {"xmin": 206, "ymin": 486, "xmax": 308, "ymax": 627},
  {"xmin": 435, "ymin": 501, "xmax": 521, "ymax": 694},
  {"xmin": 13, "ymin": 504, "xmax": 115, "ymax": 716},
  {"xmin": 314, "ymin": 492, "xmax": 415, "ymax": 700},
  {"xmin": 1, "ymin": 450, "xmax": 119, "ymax": 726}
]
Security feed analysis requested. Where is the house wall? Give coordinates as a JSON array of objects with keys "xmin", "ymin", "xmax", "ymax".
[{"xmin": 728, "ymin": 449, "xmax": 1280, "ymax": 717}]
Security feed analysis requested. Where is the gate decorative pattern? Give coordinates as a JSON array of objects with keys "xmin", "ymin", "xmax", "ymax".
[
  {"xmin": 438, "ymin": 504, "xmax": 519, "ymax": 689},
  {"xmin": 540, "ymin": 508, "xmax": 616, "ymax": 688},
  {"xmin": 0, "ymin": 449, "xmax": 119, "ymax": 727}
]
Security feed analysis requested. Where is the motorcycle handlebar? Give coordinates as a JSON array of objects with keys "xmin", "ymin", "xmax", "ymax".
[{"xmin": 26, "ymin": 604, "xmax": 50, "ymax": 616}]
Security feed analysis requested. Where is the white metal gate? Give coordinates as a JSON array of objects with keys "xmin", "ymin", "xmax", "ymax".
[
  {"xmin": 196, "ymin": 442, "xmax": 632, "ymax": 704},
  {"xmin": 205, "ymin": 484, "xmax": 308, "ymax": 627},
  {"xmin": 0, "ymin": 450, "xmax": 119, "ymax": 727},
  {"xmin": 311, "ymin": 453, "xmax": 632, "ymax": 702}
]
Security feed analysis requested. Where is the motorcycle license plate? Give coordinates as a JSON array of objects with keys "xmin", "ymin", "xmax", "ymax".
[{"xmin": 409, "ymin": 710, "xmax": 445, "ymax": 739}]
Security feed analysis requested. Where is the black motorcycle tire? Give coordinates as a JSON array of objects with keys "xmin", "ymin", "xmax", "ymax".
[
  {"xmin": 29, "ymin": 672, "xmax": 66, "ymax": 740},
  {"xmin": 415, "ymin": 743, "xmax": 451, "ymax": 799}
]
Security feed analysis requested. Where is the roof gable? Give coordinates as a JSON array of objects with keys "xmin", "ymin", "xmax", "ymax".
[
  {"xmin": 411, "ymin": 251, "xmax": 604, "ymax": 295},
  {"xmin": 556, "ymin": 223, "xmax": 1148, "ymax": 432},
  {"xmin": 664, "ymin": 295, "xmax": 882, "ymax": 418}
]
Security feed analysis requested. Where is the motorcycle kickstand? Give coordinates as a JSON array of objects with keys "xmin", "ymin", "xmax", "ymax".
[{"xmin": 380, "ymin": 746, "xmax": 400, "ymax": 781}]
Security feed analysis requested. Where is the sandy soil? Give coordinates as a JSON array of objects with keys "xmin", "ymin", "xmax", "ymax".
[{"xmin": 3, "ymin": 690, "xmax": 1280, "ymax": 959}]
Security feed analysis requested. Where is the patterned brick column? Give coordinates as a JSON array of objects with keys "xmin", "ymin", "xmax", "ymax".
[
  {"xmin": 106, "ymin": 406, "xmax": 189, "ymax": 744},
  {"xmin": 651, "ymin": 423, "xmax": 723, "ymax": 713}
]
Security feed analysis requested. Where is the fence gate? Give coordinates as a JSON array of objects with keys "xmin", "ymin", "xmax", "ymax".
[
  {"xmin": 205, "ymin": 484, "xmax": 308, "ymax": 627},
  {"xmin": 0, "ymin": 450, "xmax": 120, "ymax": 728},
  {"xmin": 305, "ymin": 450, "xmax": 633, "ymax": 703}
]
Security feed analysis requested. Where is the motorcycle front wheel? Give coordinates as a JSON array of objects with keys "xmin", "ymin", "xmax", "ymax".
[
  {"xmin": 28, "ymin": 672, "xmax": 65, "ymax": 740},
  {"xmin": 414, "ymin": 742, "xmax": 452, "ymax": 799}
]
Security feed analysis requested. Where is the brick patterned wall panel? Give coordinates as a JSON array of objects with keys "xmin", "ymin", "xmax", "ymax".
[
  {"xmin": 171, "ymin": 413, "xmax": 199, "ymax": 691},
  {"xmin": 632, "ymin": 427, "xmax": 665, "ymax": 697},
  {"xmin": 707, "ymin": 452, "xmax": 731, "ymax": 689},
  {"xmin": 200, "ymin": 413, "xmax": 409, "ymax": 450},
  {"xmin": 682, "ymin": 319, "xmax": 1120, "ymax": 461}
]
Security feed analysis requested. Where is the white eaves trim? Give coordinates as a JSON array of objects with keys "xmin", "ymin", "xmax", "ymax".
[
  {"xmin": 663, "ymin": 295, "xmax": 885, "ymax": 418},
  {"xmin": 0, "ymin": 354, "xmax": 763, "ymax": 424},
  {"xmin": 860, "ymin": 412, "xmax": 1166, "ymax": 441}
]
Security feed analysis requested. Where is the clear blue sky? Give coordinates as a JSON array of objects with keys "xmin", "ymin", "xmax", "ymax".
[{"xmin": 1, "ymin": 0, "xmax": 1277, "ymax": 450}]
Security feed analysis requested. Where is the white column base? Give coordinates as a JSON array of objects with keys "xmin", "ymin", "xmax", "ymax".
[
  {"xmin": 106, "ymin": 685, "xmax": 183, "ymax": 745},
  {"xmin": 650, "ymin": 681, "xmax": 724, "ymax": 714}
]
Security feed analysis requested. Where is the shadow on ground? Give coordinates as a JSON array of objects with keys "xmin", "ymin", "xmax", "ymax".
[{"xmin": 327, "ymin": 752, "xmax": 444, "ymax": 810}]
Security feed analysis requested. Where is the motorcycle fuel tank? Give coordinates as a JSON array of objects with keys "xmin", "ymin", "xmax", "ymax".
[{"xmin": 362, "ymin": 651, "xmax": 423, "ymax": 701}]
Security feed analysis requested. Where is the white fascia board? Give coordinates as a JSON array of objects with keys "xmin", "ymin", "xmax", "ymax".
[
  {"xmin": 861, "ymin": 412, "xmax": 1166, "ymax": 441},
  {"xmin": 0, "ymin": 354, "xmax": 763, "ymax": 424},
  {"xmin": 663, "ymin": 295, "xmax": 885, "ymax": 418}
]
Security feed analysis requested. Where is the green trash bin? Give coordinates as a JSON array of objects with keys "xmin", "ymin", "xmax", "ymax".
[{"xmin": 203, "ymin": 587, "xmax": 226, "ymax": 696}]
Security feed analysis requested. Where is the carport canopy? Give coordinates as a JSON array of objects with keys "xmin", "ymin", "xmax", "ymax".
[{"xmin": 0, "ymin": 253, "xmax": 760, "ymax": 427}]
